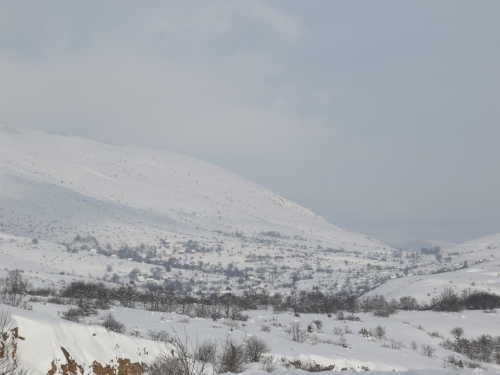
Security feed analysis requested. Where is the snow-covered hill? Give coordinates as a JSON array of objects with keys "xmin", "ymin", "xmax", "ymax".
[
  {"xmin": 1, "ymin": 127, "xmax": 498, "ymax": 299},
  {"xmin": 4, "ymin": 304, "xmax": 166, "ymax": 374},
  {"xmin": 0, "ymin": 126, "xmax": 385, "ymax": 251},
  {"xmin": 6, "ymin": 302, "xmax": 500, "ymax": 374},
  {"xmin": 0, "ymin": 126, "xmax": 397, "ymax": 294},
  {"xmin": 365, "ymin": 234, "xmax": 500, "ymax": 301}
]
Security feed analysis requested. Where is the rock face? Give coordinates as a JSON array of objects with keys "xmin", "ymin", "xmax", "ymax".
[
  {"xmin": 92, "ymin": 358, "xmax": 148, "ymax": 375},
  {"xmin": 47, "ymin": 347, "xmax": 148, "ymax": 375},
  {"xmin": 1, "ymin": 322, "xmax": 26, "ymax": 372},
  {"xmin": 8, "ymin": 308, "xmax": 166, "ymax": 375}
]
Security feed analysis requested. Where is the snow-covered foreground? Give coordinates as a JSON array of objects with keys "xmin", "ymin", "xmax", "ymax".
[
  {"xmin": 5, "ymin": 301, "xmax": 500, "ymax": 374},
  {"xmin": 242, "ymin": 371, "xmax": 495, "ymax": 375},
  {"xmin": 4, "ymin": 305, "xmax": 167, "ymax": 374}
]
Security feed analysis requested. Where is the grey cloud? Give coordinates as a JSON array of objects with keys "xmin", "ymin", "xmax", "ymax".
[{"xmin": 0, "ymin": 0, "xmax": 499, "ymax": 244}]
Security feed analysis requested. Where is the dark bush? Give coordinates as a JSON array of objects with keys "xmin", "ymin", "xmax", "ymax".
[
  {"xmin": 100, "ymin": 313, "xmax": 126, "ymax": 334},
  {"xmin": 245, "ymin": 336, "xmax": 270, "ymax": 363}
]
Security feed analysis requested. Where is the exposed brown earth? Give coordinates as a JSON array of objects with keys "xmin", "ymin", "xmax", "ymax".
[{"xmin": 47, "ymin": 347, "xmax": 148, "ymax": 375}]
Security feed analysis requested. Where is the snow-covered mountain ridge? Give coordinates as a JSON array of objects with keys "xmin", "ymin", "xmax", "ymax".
[
  {"xmin": 2, "ymin": 127, "xmax": 499, "ymax": 298},
  {"xmin": 0, "ymin": 127, "xmax": 384, "ymax": 251},
  {"xmin": 0, "ymin": 127, "xmax": 400, "ymax": 295}
]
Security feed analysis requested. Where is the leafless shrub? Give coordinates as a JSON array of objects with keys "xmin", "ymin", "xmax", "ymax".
[
  {"xmin": 195, "ymin": 339, "xmax": 217, "ymax": 364},
  {"xmin": 148, "ymin": 330, "xmax": 172, "ymax": 343},
  {"xmin": 336, "ymin": 311, "xmax": 362, "ymax": 322},
  {"xmin": 245, "ymin": 336, "xmax": 270, "ymax": 363},
  {"xmin": 61, "ymin": 308, "xmax": 82, "ymax": 323},
  {"xmin": 359, "ymin": 328, "xmax": 370, "ymax": 337},
  {"xmin": 0, "ymin": 270, "xmax": 32, "ymax": 308},
  {"xmin": 288, "ymin": 322, "xmax": 308, "ymax": 343},
  {"xmin": 336, "ymin": 336, "xmax": 350, "ymax": 349},
  {"xmin": 373, "ymin": 325, "xmax": 386, "ymax": 339},
  {"xmin": 280, "ymin": 357, "xmax": 335, "ymax": 372},
  {"xmin": 333, "ymin": 327, "xmax": 343, "ymax": 336},
  {"xmin": 99, "ymin": 313, "xmax": 126, "ymax": 334},
  {"xmin": 149, "ymin": 342, "xmax": 202, "ymax": 375},
  {"xmin": 260, "ymin": 354, "xmax": 277, "ymax": 373},
  {"xmin": 260, "ymin": 325, "xmax": 271, "ymax": 332},
  {"xmin": 129, "ymin": 327, "xmax": 142, "ymax": 337},
  {"xmin": 383, "ymin": 339, "xmax": 405, "ymax": 350},
  {"xmin": 216, "ymin": 337, "xmax": 246, "ymax": 374},
  {"xmin": 150, "ymin": 330, "xmax": 214, "ymax": 375},
  {"xmin": 310, "ymin": 334, "xmax": 320, "ymax": 346},
  {"xmin": 445, "ymin": 355, "xmax": 461, "ymax": 368},
  {"xmin": 47, "ymin": 297, "xmax": 65, "ymax": 305},
  {"xmin": 421, "ymin": 344, "xmax": 436, "ymax": 357},
  {"xmin": 439, "ymin": 338, "xmax": 454, "ymax": 350},
  {"xmin": 428, "ymin": 331, "xmax": 444, "ymax": 339},
  {"xmin": 464, "ymin": 360, "xmax": 485, "ymax": 369},
  {"xmin": 312, "ymin": 319, "xmax": 322, "ymax": 329}
]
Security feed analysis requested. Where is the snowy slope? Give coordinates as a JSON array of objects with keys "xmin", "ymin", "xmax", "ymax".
[
  {"xmin": 11, "ymin": 301, "xmax": 500, "ymax": 374},
  {"xmin": 0, "ymin": 127, "xmax": 387, "ymax": 252},
  {"xmin": 4, "ymin": 304, "xmax": 167, "ymax": 374},
  {"xmin": 364, "ymin": 234, "xmax": 500, "ymax": 301},
  {"xmin": 0, "ymin": 127, "xmax": 399, "ymax": 294}
]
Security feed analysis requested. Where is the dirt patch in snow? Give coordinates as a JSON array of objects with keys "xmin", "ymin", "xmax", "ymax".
[{"xmin": 47, "ymin": 347, "xmax": 148, "ymax": 375}]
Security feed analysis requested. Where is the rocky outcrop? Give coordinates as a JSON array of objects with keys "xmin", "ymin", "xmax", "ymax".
[
  {"xmin": 1, "ymin": 323, "xmax": 25, "ymax": 368},
  {"xmin": 91, "ymin": 358, "xmax": 147, "ymax": 375},
  {"xmin": 47, "ymin": 347, "xmax": 148, "ymax": 375}
]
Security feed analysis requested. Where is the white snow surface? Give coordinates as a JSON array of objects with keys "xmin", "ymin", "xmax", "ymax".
[
  {"xmin": 0, "ymin": 127, "xmax": 396, "ymax": 296},
  {"xmin": 365, "ymin": 233, "xmax": 500, "ymax": 301},
  {"xmin": 6, "ymin": 303, "xmax": 500, "ymax": 374},
  {"xmin": 4, "ymin": 304, "xmax": 167, "ymax": 374},
  {"xmin": 0, "ymin": 127, "xmax": 386, "ymax": 251}
]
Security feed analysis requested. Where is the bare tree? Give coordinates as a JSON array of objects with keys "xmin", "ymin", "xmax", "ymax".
[
  {"xmin": 260, "ymin": 354, "xmax": 277, "ymax": 373},
  {"xmin": 373, "ymin": 325, "xmax": 386, "ymax": 340},
  {"xmin": 149, "ymin": 329, "xmax": 218, "ymax": 375},
  {"xmin": 216, "ymin": 337, "xmax": 246, "ymax": 374},
  {"xmin": 149, "ymin": 335, "xmax": 207, "ymax": 375},
  {"xmin": 431, "ymin": 288, "xmax": 462, "ymax": 312},
  {"xmin": 99, "ymin": 313, "xmax": 126, "ymax": 334},
  {"xmin": 245, "ymin": 336, "xmax": 270, "ymax": 363},
  {"xmin": 195, "ymin": 339, "xmax": 217, "ymax": 365},
  {"xmin": 421, "ymin": 344, "xmax": 436, "ymax": 357},
  {"xmin": 0, "ymin": 270, "xmax": 32, "ymax": 308},
  {"xmin": 288, "ymin": 322, "xmax": 308, "ymax": 343}
]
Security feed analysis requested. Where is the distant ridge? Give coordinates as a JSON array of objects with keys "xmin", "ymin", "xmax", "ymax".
[{"xmin": 0, "ymin": 127, "xmax": 389, "ymax": 252}]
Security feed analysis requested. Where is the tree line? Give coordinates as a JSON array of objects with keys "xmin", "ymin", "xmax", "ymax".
[{"xmin": 2, "ymin": 268, "xmax": 500, "ymax": 317}]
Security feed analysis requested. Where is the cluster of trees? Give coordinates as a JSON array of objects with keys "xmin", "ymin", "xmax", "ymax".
[
  {"xmin": 0, "ymin": 270, "xmax": 32, "ymax": 308},
  {"xmin": 149, "ymin": 334, "xmax": 270, "ymax": 375},
  {"xmin": 420, "ymin": 246, "xmax": 442, "ymax": 255},
  {"xmin": 24, "ymin": 276, "xmax": 500, "ymax": 322},
  {"xmin": 4, "ymin": 266, "xmax": 499, "ymax": 319},
  {"xmin": 430, "ymin": 288, "xmax": 500, "ymax": 312},
  {"xmin": 441, "ymin": 327, "xmax": 500, "ymax": 364}
]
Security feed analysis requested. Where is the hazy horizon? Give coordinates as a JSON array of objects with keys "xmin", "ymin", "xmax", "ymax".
[{"xmin": 1, "ymin": 1, "xmax": 499, "ymax": 245}]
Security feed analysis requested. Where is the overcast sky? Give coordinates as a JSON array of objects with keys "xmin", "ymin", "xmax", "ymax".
[{"xmin": 1, "ymin": 1, "xmax": 499, "ymax": 245}]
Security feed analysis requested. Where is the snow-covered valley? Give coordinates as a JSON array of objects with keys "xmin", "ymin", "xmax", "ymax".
[{"xmin": 1, "ymin": 127, "xmax": 500, "ymax": 375}]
